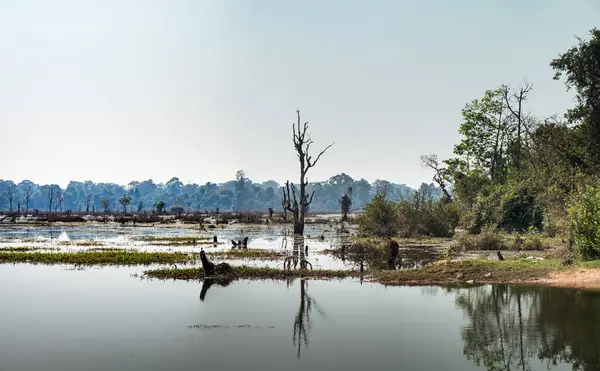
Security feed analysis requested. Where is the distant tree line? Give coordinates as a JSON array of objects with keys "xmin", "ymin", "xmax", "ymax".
[{"xmin": 0, "ymin": 172, "xmax": 442, "ymax": 214}]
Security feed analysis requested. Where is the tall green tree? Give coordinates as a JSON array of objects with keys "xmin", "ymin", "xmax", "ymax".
[{"xmin": 551, "ymin": 28, "xmax": 600, "ymax": 170}]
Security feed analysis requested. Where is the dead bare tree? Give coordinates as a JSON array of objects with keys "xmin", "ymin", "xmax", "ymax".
[
  {"xmin": 24, "ymin": 185, "xmax": 34, "ymax": 215},
  {"xmin": 282, "ymin": 109, "xmax": 334, "ymax": 235},
  {"xmin": 3, "ymin": 185, "xmax": 15, "ymax": 212},
  {"xmin": 55, "ymin": 191, "xmax": 64, "ymax": 212},
  {"xmin": 85, "ymin": 194, "xmax": 92, "ymax": 213},
  {"xmin": 420, "ymin": 154, "xmax": 453, "ymax": 202},
  {"xmin": 47, "ymin": 186, "xmax": 54, "ymax": 213},
  {"xmin": 500, "ymin": 83, "xmax": 534, "ymax": 171}
]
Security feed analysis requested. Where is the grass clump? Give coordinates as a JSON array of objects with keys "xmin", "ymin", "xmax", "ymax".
[
  {"xmin": 143, "ymin": 265, "xmax": 359, "ymax": 281},
  {"xmin": 59, "ymin": 240, "xmax": 104, "ymax": 246},
  {"xmin": 0, "ymin": 251, "xmax": 197, "ymax": 266},
  {"xmin": 451, "ymin": 230, "xmax": 559, "ymax": 254},
  {"xmin": 371, "ymin": 258, "xmax": 561, "ymax": 286},
  {"xmin": 208, "ymin": 249, "xmax": 286, "ymax": 261},
  {"xmin": 0, "ymin": 246, "xmax": 59, "ymax": 252},
  {"xmin": 133, "ymin": 236, "xmax": 215, "ymax": 246}
]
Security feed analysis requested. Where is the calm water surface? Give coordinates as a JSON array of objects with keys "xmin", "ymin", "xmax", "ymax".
[{"xmin": 1, "ymin": 264, "xmax": 597, "ymax": 371}]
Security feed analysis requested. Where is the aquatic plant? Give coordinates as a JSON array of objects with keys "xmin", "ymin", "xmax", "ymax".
[
  {"xmin": 0, "ymin": 246, "xmax": 60, "ymax": 252},
  {"xmin": 132, "ymin": 236, "xmax": 216, "ymax": 246},
  {"xmin": 208, "ymin": 249, "xmax": 286, "ymax": 261},
  {"xmin": 0, "ymin": 251, "xmax": 197, "ymax": 266}
]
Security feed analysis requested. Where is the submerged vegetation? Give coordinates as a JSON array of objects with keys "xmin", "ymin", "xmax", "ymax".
[
  {"xmin": 0, "ymin": 250, "xmax": 196, "ymax": 266},
  {"xmin": 208, "ymin": 249, "xmax": 286, "ymax": 261},
  {"xmin": 0, "ymin": 248, "xmax": 293, "ymax": 265},
  {"xmin": 132, "ymin": 235, "xmax": 220, "ymax": 246},
  {"xmin": 0, "ymin": 246, "xmax": 59, "ymax": 252}
]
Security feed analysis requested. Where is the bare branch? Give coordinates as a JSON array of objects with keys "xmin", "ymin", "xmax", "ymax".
[
  {"xmin": 305, "ymin": 190, "xmax": 315, "ymax": 206},
  {"xmin": 306, "ymin": 142, "xmax": 335, "ymax": 170}
]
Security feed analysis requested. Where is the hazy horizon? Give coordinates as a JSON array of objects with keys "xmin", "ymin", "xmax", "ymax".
[{"xmin": 1, "ymin": 1, "xmax": 598, "ymax": 189}]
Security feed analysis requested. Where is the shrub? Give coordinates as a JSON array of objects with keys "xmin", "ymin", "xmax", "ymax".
[
  {"xmin": 467, "ymin": 184, "xmax": 544, "ymax": 234},
  {"xmin": 357, "ymin": 192, "xmax": 460, "ymax": 238},
  {"xmin": 454, "ymin": 229, "xmax": 506, "ymax": 251},
  {"xmin": 357, "ymin": 194, "xmax": 400, "ymax": 237},
  {"xmin": 397, "ymin": 192, "xmax": 459, "ymax": 238},
  {"xmin": 498, "ymin": 187, "xmax": 544, "ymax": 232},
  {"xmin": 568, "ymin": 185, "xmax": 600, "ymax": 260}
]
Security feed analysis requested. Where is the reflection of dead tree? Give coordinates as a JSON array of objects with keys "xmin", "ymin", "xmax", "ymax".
[
  {"xmin": 293, "ymin": 279, "xmax": 326, "ymax": 359},
  {"xmin": 284, "ymin": 235, "xmax": 313, "ymax": 270},
  {"xmin": 199, "ymin": 277, "xmax": 233, "ymax": 301}
]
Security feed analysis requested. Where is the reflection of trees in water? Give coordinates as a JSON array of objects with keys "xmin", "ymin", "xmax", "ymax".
[
  {"xmin": 284, "ymin": 235, "xmax": 313, "ymax": 270},
  {"xmin": 292, "ymin": 279, "xmax": 326, "ymax": 359},
  {"xmin": 455, "ymin": 285, "xmax": 600, "ymax": 371},
  {"xmin": 284, "ymin": 234, "xmax": 325, "ymax": 358}
]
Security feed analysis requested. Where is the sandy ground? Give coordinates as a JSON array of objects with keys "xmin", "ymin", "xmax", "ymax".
[{"xmin": 534, "ymin": 268, "xmax": 600, "ymax": 289}]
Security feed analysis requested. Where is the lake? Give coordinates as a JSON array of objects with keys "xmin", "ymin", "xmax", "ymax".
[{"xmin": 1, "ymin": 262, "xmax": 598, "ymax": 371}]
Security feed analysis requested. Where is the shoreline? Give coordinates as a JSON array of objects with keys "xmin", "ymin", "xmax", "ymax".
[{"xmin": 142, "ymin": 258, "xmax": 600, "ymax": 290}]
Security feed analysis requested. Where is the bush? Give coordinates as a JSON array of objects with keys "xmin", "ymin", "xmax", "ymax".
[
  {"xmin": 467, "ymin": 184, "xmax": 544, "ymax": 234},
  {"xmin": 357, "ymin": 192, "xmax": 460, "ymax": 238},
  {"xmin": 357, "ymin": 194, "xmax": 400, "ymax": 237},
  {"xmin": 397, "ymin": 193, "xmax": 459, "ymax": 238},
  {"xmin": 568, "ymin": 185, "xmax": 600, "ymax": 260},
  {"xmin": 453, "ymin": 230, "xmax": 506, "ymax": 251},
  {"xmin": 498, "ymin": 187, "xmax": 544, "ymax": 232}
]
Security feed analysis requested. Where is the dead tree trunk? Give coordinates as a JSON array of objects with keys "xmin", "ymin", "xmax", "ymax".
[
  {"xmin": 47, "ymin": 187, "xmax": 54, "ymax": 214},
  {"xmin": 282, "ymin": 109, "xmax": 334, "ymax": 235},
  {"xmin": 3, "ymin": 186, "xmax": 15, "ymax": 213},
  {"xmin": 501, "ymin": 83, "xmax": 534, "ymax": 173},
  {"xmin": 24, "ymin": 185, "xmax": 33, "ymax": 216}
]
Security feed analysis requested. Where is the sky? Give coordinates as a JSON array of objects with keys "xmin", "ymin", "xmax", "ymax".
[{"xmin": 0, "ymin": 0, "xmax": 598, "ymax": 189}]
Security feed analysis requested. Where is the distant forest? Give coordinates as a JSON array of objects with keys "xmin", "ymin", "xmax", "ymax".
[{"xmin": 0, "ymin": 172, "xmax": 442, "ymax": 213}]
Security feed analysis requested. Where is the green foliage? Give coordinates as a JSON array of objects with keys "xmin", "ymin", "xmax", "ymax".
[
  {"xmin": 568, "ymin": 185, "xmax": 600, "ymax": 260},
  {"xmin": 466, "ymin": 183, "xmax": 544, "ymax": 234},
  {"xmin": 497, "ymin": 186, "xmax": 544, "ymax": 232},
  {"xmin": 357, "ymin": 192, "xmax": 460, "ymax": 238},
  {"xmin": 397, "ymin": 192, "xmax": 460, "ymax": 238},
  {"xmin": 357, "ymin": 194, "xmax": 399, "ymax": 237},
  {"xmin": 551, "ymin": 28, "xmax": 600, "ymax": 168},
  {"xmin": 0, "ymin": 250, "xmax": 196, "ymax": 266}
]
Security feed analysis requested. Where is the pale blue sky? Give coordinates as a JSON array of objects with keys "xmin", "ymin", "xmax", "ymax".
[{"xmin": 0, "ymin": 0, "xmax": 598, "ymax": 188}]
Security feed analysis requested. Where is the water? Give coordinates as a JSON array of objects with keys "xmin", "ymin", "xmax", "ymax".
[
  {"xmin": 0, "ymin": 263, "xmax": 597, "ymax": 371},
  {"xmin": 0, "ymin": 224, "xmax": 445, "ymax": 270}
]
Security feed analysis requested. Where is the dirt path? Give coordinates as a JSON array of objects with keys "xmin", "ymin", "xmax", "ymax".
[{"xmin": 534, "ymin": 268, "xmax": 600, "ymax": 289}]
